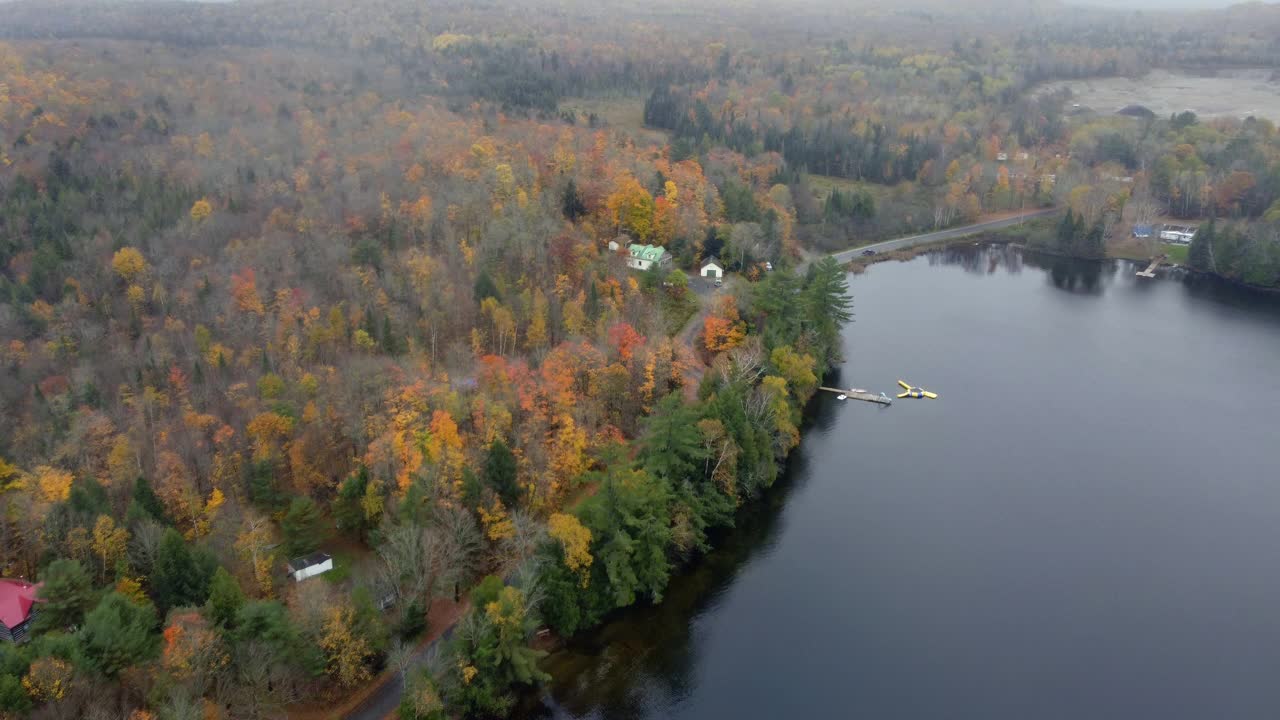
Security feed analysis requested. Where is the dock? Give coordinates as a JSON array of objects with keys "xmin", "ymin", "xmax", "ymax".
[
  {"xmin": 1136, "ymin": 254, "xmax": 1166, "ymax": 278},
  {"xmin": 818, "ymin": 386, "xmax": 893, "ymax": 406}
]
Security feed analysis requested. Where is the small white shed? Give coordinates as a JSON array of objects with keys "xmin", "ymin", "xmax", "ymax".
[
  {"xmin": 287, "ymin": 552, "xmax": 333, "ymax": 582},
  {"xmin": 700, "ymin": 258, "xmax": 724, "ymax": 279}
]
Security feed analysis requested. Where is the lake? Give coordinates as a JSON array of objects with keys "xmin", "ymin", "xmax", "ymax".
[
  {"xmin": 1036, "ymin": 68, "xmax": 1280, "ymax": 122},
  {"xmin": 522, "ymin": 245, "xmax": 1280, "ymax": 720}
]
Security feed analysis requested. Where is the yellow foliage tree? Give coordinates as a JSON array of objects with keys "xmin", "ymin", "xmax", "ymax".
[
  {"xmin": 548, "ymin": 513, "xmax": 592, "ymax": 586},
  {"xmin": 478, "ymin": 497, "xmax": 515, "ymax": 542},
  {"xmin": 190, "ymin": 199, "xmax": 213, "ymax": 222},
  {"xmin": 319, "ymin": 605, "xmax": 374, "ymax": 687},
  {"xmin": 91, "ymin": 515, "xmax": 129, "ymax": 579},
  {"xmin": 547, "ymin": 415, "xmax": 587, "ymax": 495},
  {"xmin": 605, "ymin": 176, "xmax": 655, "ymax": 241},
  {"xmin": 33, "ymin": 465, "xmax": 72, "ymax": 503},
  {"xmin": 22, "ymin": 657, "xmax": 73, "ymax": 703},
  {"xmin": 115, "ymin": 577, "xmax": 149, "ymax": 605},
  {"xmin": 111, "ymin": 247, "xmax": 149, "ymax": 283},
  {"xmin": 235, "ymin": 516, "xmax": 277, "ymax": 598}
]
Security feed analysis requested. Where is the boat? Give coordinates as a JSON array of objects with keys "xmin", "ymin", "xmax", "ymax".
[
  {"xmin": 836, "ymin": 394, "xmax": 847, "ymax": 400},
  {"xmin": 896, "ymin": 380, "xmax": 938, "ymax": 399}
]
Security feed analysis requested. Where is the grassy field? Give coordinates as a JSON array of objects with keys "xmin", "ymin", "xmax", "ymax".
[
  {"xmin": 1162, "ymin": 243, "xmax": 1190, "ymax": 264},
  {"xmin": 804, "ymin": 173, "xmax": 892, "ymax": 202},
  {"xmin": 558, "ymin": 96, "xmax": 668, "ymax": 144}
]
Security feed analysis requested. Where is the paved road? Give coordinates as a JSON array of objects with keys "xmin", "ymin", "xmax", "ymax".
[
  {"xmin": 345, "ymin": 618, "xmax": 461, "ymax": 720},
  {"xmin": 824, "ymin": 208, "xmax": 1060, "ymax": 265}
]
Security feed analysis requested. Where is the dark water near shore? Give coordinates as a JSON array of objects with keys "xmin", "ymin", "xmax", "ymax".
[{"xmin": 524, "ymin": 246, "xmax": 1280, "ymax": 720}]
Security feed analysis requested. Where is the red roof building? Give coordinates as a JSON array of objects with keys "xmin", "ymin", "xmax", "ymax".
[{"xmin": 0, "ymin": 579, "xmax": 42, "ymax": 643}]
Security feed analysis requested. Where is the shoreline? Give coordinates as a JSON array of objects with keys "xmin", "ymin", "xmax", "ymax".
[{"xmin": 846, "ymin": 235, "xmax": 1280, "ymax": 295}]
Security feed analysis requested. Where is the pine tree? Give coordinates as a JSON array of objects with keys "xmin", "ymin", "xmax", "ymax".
[
  {"xmin": 473, "ymin": 270, "xmax": 499, "ymax": 303},
  {"xmin": 205, "ymin": 566, "xmax": 245, "ymax": 629},
  {"xmin": 334, "ymin": 468, "xmax": 371, "ymax": 539},
  {"xmin": 131, "ymin": 475, "xmax": 167, "ymax": 523},
  {"xmin": 1083, "ymin": 221, "xmax": 1105, "ymax": 258},
  {"xmin": 77, "ymin": 593, "xmax": 159, "ymax": 678},
  {"xmin": 1189, "ymin": 218, "xmax": 1215, "ymax": 271},
  {"xmin": 803, "ymin": 257, "xmax": 854, "ymax": 366},
  {"xmin": 561, "ymin": 179, "xmax": 586, "ymax": 221},
  {"xmin": 482, "ymin": 440, "xmax": 519, "ymax": 507},
  {"xmin": 380, "ymin": 314, "xmax": 398, "ymax": 355},
  {"xmin": 152, "ymin": 529, "xmax": 212, "ymax": 612},
  {"xmin": 281, "ymin": 496, "xmax": 326, "ymax": 558},
  {"xmin": 33, "ymin": 559, "xmax": 93, "ymax": 632}
]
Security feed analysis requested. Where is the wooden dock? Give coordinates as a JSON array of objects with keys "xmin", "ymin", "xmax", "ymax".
[
  {"xmin": 1136, "ymin": 254, "xmax": 1166, "ymax": 278},
  {"xmin": 818, "ymin": 386, "xmax": 893, "ymax": 406}
]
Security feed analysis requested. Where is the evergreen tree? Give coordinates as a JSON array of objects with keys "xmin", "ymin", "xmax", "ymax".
[
  {"xmin": 1056, "ymin": 209, "xmax": 1079, "ymax": 252},
  {"xmin": 131, "ymin": 475, "xmax": 167, "ymax": 523},
  {"xmin": 351, "ymin": 586, "xmax": 390, "ymax": 654},
  {"xmin": 248, "ymin": 460, "xmax": 283, "ymax": 510},
  {"xmin": 473, "ymin": 270, "xmax": 499, "ymax": 303},
  {"xmin": 803, "ymin": 257, "xmax": 854, "ymax": 366},
  {"xmin": 641, "ymin": 394, "xmax": 727, "ymax": 551},
  {"xmin": 460, "ymin": 466, "xmax": 483, "ymax": 513},
  {"xmin": 561, "ymin": 179, "xmax": 586, "ymax": 221},
  {"xmin": 334, "ymin": 467, "xmax": 374, "ymax": 540},
  {"xmin": 1083, "ymin": 221, "xmax": 1106, "ymax": 258},
  {"xmin": 0, "ymin": 675, "xmax": 31, "ymax": 715},
  {"xmin": 235, "ymin": 600, "xmax": 321, "ymax": 675},
  {"xmin": 33, "ymin": 559, "xmax": 93, "ymax": 632},
  {"xmin": 152, "ymin": 529, "xmax": 212, "ymax": 612},
  {"xmin": 205, "ymin": 566, "xmax": 245, "ymax": 629},
  {"xmin": 482, "ymin": 440, "xmax": 519, "ymax": 507},
  {"xmin": 281, "ymin": 496, "xmax": 326, "ymax": 558},
  {"xmin": 77, "ymin": 592, "xmax": 159, "ymax": 678},
  {"xmin": 380, "ymin": 314, "xmax": 398, "ymax": 355},
  {"xmin": 1189, "ymin": 218, "xmax": 1215, "ymax": 271}
]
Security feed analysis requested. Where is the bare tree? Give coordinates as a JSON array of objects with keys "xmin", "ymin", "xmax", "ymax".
[
  {"xmin": 376, "ymin": 507, "xmax": 481, "ymax": 616},
  {"xmin": 501, "ymin": 509, "xmax": 546, "ymax": 565},
  {"xmin": 128, "ymin": 518, "xmax": 166, "ymax": 576},
  {"xmin": 386, "ymin": 639, "xmax": 415, "ymax": 685}
]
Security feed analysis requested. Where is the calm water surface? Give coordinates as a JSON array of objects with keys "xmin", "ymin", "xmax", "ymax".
[{"xmin": 526, "ymin": 246, "xmax": 1280, "ymax": 720}]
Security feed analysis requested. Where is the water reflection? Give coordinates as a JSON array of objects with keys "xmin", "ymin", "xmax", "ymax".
[
  {"xmin": 924, "ymin": 242, "xmax": 1024, "ymax": 276},
  {"xmin": 920, "ymin": 243, "xmax": 1125, "ymax": 296}
]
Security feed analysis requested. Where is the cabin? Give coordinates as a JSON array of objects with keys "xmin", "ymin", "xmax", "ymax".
[
  {"xmin": 700, "ymin": 258, "xmax": 724, "ymax": 279},
  {"xmin": 0, "ymin": 579, "xmax": 42, "ymax": 643},
  {"xmin": 627, "ymin": 244, "xmax": 671, "ymax": 271},
  {"xmin": 1132, "ymin": 224, "xmax": 1154, "ymax": 239},
  {"xmin": 286, "ymin": 552, "xmax": 333, "ymax": 583}
]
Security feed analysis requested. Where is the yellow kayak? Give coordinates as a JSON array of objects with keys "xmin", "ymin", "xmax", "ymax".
[{"xmin": 897, "ymin": 380, "xmax": 938, "ymax": 399}]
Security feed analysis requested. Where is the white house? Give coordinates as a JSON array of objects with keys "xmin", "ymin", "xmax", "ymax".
[
  {"xmin": 287, "ymin": 552, "xmax": 333, "ymax": 582},
  {"xmin": 627, "ymin": 244, "xmax": 671, "ymax": 271},
  {"xmin": 700, "ymin": 258, "xmax": 724, "ymax": 278},
  {"xmin": 1159, "ymin": 226, "xmax": 1197, "ymax": 245}
]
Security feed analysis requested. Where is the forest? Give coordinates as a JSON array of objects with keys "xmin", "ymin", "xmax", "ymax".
[{"xmin": 0, "ymin": 0, "xmax": 1279, "ymax": 718}]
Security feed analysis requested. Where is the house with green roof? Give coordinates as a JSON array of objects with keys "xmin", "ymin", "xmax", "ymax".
[{"xmin": 627, "ymin": 243, "xmax": 671, "ymax": 271}]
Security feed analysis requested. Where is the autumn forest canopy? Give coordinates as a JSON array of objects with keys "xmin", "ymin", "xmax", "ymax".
[{"xmin": 1, "ymin": 0, "xmax": 1279, "ymax": 718}]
